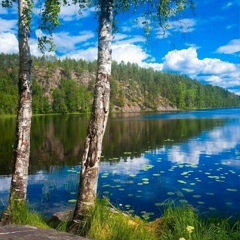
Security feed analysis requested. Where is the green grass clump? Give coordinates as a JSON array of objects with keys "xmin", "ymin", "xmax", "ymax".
[
  {"xmin": 6, "ymin": 198, "xmax": 240, "ymax": 240},
  {"xmin": 85, "ymin": 198, "xmax": 158, "ymax": 240},
  {"xmin": 151, "ymin": 203, "xmax": 240, "ymax": 240},
  {"xmin": 11, "ymin": 201, "xmax": 50, "ymax": 229}
]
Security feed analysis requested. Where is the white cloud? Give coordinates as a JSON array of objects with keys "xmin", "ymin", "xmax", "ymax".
[
  {"xmin": 156, "ymin": 28, "xmax": 171, "ymax": 39},
  {"xmin": 163, "ymin": 47, "xmax": 202, "ymax": 75},
  {"xmin": 221, "ymin": 1, "xmax": 233, "ymax": 9},
  {"xmin": 169, "ymin": 18, "xmax": 196, "ymax": 33},
  {"xmin": 121, "ymin": 26, "xmax": 132, "ymax": 32},
  {"xmin": 216, "ymin": 39, "xmax": 240, "ymax": 54},
  {"xmin": 162, "ymin": 47, "xmax": 239, "ymax": 93},
  {"xmin": 163, "ymin": 47, "xmax": 237, "ymax": 76},
  {"xmin": 29, "ymin": 37, "xmax": 55, "ymax": 57},
  {"xmin": 0, "ymin": 18, "xmax": 17, "ymax": 31},
  {"xmin": 65, "ymin": 33, "xmax": 161, "ymax": 70},
  {"xmin": 65, "ymin": 46, "xmax": 97, "ymax": 61},
  {"xmin": 201, "ymin": 58, "xmax": 236, "ymax": 74},
  {"xmin": 155, "ymin": 18, "xmax": 196, "ymax": 39},
  {"xmin": 59, "ymin": 6, "xmax": 95, "ymax": 22},
  {"xmin": 0, "ymin": 32, "xmax": 18, "ymax": 54},
  {"xmin": 112, "ymin": 44, "xmax": 149, "ymax": 65},
  {"xmin": 113, "ymin": 34, "xmax": 145, "ymax": 45},
  {"xmin": 142, "ymin": 62, "xmax": 163, "ymax": 71},
  {"xmin": 53, "ymin": 31, "xmax": 95, "ymax": 53},
  {"xmin": 0, "ymin": 7, "xmax": 8, "ymax": 14},
  {"xmin": 0, "ymin": 0, "xmax": 18, "ymax": 14}
]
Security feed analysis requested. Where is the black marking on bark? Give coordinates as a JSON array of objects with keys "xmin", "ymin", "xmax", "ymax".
[{"xmin": 86, "ymin": 142, "xmax": 96, "ymax": 168}]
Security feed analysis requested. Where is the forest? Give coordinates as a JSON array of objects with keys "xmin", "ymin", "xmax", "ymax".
[{"xmin": 0, "ymin": 53, "xmax": 239, "ymax": 115}]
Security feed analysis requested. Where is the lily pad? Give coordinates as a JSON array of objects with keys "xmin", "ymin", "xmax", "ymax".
[
  {"xmin": 182, "ymin": 188, "xmax": 194, "ymax": 193},
  {"xmin": 226, "ymin": 188, "xmax": 237, "ymax": 192},
  {"xmin": 209, "ymin": 207, "xmax": 216, "ymax": 211},
  {"xmin": 206, "ymin": 192, "xmax": 214, "ymax": 196},
  {"xmin": 178, "ymin": 180, "xmax": 187, "ymax": 184},
  {"xmin": 193, "ymin": 195, "xmax": 201, "ymax": 198},
  {"xmin": 129, "ymin": 174, "xmax": 136, "ymax": 177}
]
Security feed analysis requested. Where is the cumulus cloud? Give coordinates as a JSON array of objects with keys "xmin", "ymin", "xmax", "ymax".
[
  {"xmin": 53, "ymin": 31, "xmax": 95, "ymax": 53},
  {"xmin": 216, "ymin": 39, "xmax": 240, "ymax": 54},
  {"xmin": 112, "ymin": 33, "xmax": 147, "ymax": 64},
  {"xmin": 64, "ymin": 46, "xmax": 97, "ymax": 61},
  {"xmin": 64, "ymin": 32, "xmax": 161, "ymax": 70},
  {"xmin": 0, "ymin": 18, "xmax": 17, "ymax": 31},
  {"xmin": 59, "ymin": 6, "xmax": 95, "ymax": 22},
  {"xmin": 112, "ymin": 44, "xmax": 149, "ymax": 65},
  {"xmin": 0, "ymin": 32, "xmax": 18, "ymax": 54},
  {"xmin": 162, "ymin": 47, "xmax": 239, "ymax": 92},
  {"xmin": 163, "ymin": 47, "xmax": 237, "ymax": 76},
  {"xmin": 112, "ymin": 33, "xmax": 163, "ymax": 68},
  {"xmin": 163, "ymin": 47, "xmax": 202, "ymax": 75}
]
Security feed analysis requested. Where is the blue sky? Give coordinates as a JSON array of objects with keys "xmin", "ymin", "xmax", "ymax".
[{"xmin": 0, "ymin": 0, "xmax": 239, "ymax": 94}]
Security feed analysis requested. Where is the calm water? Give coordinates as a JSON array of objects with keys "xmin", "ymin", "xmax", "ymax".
[{"xmin": 0, "ymin": 108, "xmax": 239, "ymax": 220}]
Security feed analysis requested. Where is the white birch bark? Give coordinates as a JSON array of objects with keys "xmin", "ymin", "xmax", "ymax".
[
  {"xmin": 70, "ymin": 0, "xmax": 113, "ymax": 232},
  {"xmin": 1, "ymin": 0, "xmax": 32, "ymax": 224}
]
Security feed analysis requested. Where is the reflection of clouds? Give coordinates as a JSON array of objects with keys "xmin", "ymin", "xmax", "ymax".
[
  {"xmin": 0, "ymin": 176, "xmax": 11, "ymax": 192},
  {"xmin": 100, "ymin": 156, "xmax": 150, "ymax": 175},
  {"xmin": 220, "ymin": 160, "xmax": 240, "ymax": 167},
  {"xmin": 30, "ymin": 170, "xmax": 48, "ymax": 182},
  {"xmin": 158, "ymin": 122, "xmax": 240, "ymax": 165}
]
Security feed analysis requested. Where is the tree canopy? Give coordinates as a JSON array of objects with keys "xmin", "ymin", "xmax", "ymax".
[{"xmin": 0, "ymin": 53, "xmax": 239, "ymax": 115}]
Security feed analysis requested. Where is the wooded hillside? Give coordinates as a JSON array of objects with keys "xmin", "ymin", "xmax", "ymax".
[{"xmin": 0, "ymin": 53, "xmax": 239, "ymax": 115}]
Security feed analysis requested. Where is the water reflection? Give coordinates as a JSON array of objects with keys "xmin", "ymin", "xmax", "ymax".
[
  {"xmin": 0, "ymin": 109, "xmax": 239, "ymax": 219},
  {"xmin": 159, "ymin": 119, "xmax": 240, "ymax": 165}
]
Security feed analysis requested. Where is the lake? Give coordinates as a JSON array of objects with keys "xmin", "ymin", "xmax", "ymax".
[{"xmin": 0, "ymin": 108, "xmax": 239, "ymax": 220}]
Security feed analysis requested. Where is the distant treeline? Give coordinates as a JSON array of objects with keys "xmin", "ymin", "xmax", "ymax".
[{"xmin": 0, "ymin": 53, "xmax": 239, "ymax": 115}]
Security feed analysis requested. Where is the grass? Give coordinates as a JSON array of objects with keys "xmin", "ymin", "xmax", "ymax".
[
  {"xmin": 8, "ymin": 201, "xmax": 50, "ymax": 229},
  {"xmin": 84, "ymin": 198, "xmax": 158, "ymax": 240},
  {"xmin": 5, "ymin": 199, "xmax": 240, "ymax": 240},
  {"xmin": 150, "ymin": 202, "xmax": 240, "ymax": 240}
]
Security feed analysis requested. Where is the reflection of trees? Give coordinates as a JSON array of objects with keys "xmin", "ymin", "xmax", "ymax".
[
  {"xmin": 103, "ymin": 118, "xmax": 225, "ymax": 161},
  {"xmin": 0, "ymin": 117, "xmax": 16, "ymax": 175},
  {"xmin": 30, "ymin": 115, "xmax": 89, "ymax": 173},
  {"xmin": 0, "ymin": 115, "xmax": 225, "ymax": 175}
]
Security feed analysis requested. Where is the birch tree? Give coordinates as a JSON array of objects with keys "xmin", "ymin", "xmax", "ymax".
[
  {"xmin": 70, "ymin": 0, "xmax": 113, "ymax": 233},
  {"xmin": 0, "ymin": 0, "xmax": 68, "ymax": 224},
  {"xmin": 69, "ymin": 0, "xmax": 195, "ymax": 234},
  {"xmin": 1, "ymin": 0, "xmax": 33, "ymax": 224}
]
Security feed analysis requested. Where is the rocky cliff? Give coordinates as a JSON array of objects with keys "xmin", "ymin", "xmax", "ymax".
[{"xmin": 32, "ymin": 66, "xmax": 177, "ymax": 112}]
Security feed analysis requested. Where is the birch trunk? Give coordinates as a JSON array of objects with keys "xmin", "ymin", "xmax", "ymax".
[
  {"xmin": 69, "ymin": 0, "xmax": 113, "ymax": 233},
  {"xmin": 1, "ymin": 0, "xmax": 32, "ymax": 225}
]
